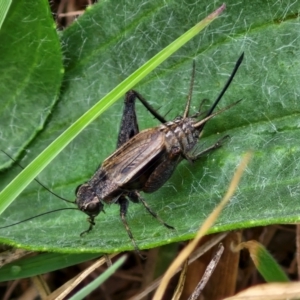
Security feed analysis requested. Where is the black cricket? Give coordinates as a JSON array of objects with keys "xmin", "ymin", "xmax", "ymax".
[{"xmin": 75, "ymin": 54, "xmax": 244, "ymax": 254}]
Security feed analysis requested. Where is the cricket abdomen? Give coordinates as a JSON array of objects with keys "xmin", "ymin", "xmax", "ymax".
[
  {"xmin": 161, "ymin": 117, "xmax": 200, "ymax": 158},
  {"xmin": 142, "ymin": 118, "xmax": 200, "ymax": 193}
]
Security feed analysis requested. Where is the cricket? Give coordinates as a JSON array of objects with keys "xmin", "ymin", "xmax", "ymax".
[
  {"xmin": 76, "ymin": 53, "xmax": 244, "ymax": 254},
  {"xmin": 1, "ymin": 54, "xmax": 244, "ymax": 255}
]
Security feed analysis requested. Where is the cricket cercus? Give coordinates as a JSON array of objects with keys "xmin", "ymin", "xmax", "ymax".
[{"xmin": 76, "ymin": 54, "xmax": 244, "ymax": 254}]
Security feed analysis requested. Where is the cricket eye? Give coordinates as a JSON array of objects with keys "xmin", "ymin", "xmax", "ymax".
[{"xmin": 81, "ymin": 197, "xmax": 102, "ymax": 217}]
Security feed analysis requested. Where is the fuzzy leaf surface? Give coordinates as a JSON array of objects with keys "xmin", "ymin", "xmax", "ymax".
[
  {"xmin": 0, "ymin": 0, "xmax": 300, "ymax": 254},
  {"xmin": 0, "ymin": 0, "xmax": 63, "ymax": 168}
]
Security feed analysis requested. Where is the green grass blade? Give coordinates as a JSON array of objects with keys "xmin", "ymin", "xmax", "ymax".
[
  {"xmin": 69, "ymin": 255, "xmax": 127, "ymax": 300},
  {"xmin": 0, "ymin": 0, "xmax": 12, "ymax": 30},
  {"xmin": 244, "ymin": 241, "xmax": 289, "ymax": 282}
]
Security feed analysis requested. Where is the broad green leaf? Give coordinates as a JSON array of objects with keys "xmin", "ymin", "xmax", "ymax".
[
  {"xmin": 0, "ymin": 0, "xmax": 300, "ymax": 258},
  {"xmin": 0, "ymin": 0, "xmax": 63, "ymax": 168}
]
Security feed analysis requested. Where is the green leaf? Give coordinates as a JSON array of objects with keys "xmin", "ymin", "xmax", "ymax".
[
  {"xmin": 0, "ymin": 0, "xmax": 63, "ymax": 168},
  {"xmin": 0, "ymin": 0, "xmax": 300, "ymax": 257}
]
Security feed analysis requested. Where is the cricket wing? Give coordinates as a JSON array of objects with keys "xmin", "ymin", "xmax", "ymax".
[{"xmin": 102, "ymin": 128, "xmax": 165, "ymax": 186}]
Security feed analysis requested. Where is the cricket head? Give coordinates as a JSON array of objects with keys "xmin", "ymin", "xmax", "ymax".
[{"xmin": 75, "ymin": 183, "xmax": 104, "ymax": 218}]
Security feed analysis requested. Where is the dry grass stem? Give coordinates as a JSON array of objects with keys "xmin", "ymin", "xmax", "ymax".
[{"xmin": 153, "ymin": 152, "xmax": 252, "ymax": 300}]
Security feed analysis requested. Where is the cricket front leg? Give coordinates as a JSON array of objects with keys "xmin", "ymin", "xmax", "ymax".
[{"xmin": 118, "ymin": 196, "xmax": 145, "ymax": 258}]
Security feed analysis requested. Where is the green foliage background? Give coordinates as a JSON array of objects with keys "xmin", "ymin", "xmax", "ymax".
[{"xmin": 0, "ymin": 0, "xmax": 300, "ymax": 256}]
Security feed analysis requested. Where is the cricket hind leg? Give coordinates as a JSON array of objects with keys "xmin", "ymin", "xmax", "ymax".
[
  {"xmin": 130, "ymin": 90, "xmax": 167, "ymax": 123},
  {"xmin": 117, "ymin": 90, "xmax": 167, "ymax": 148},
  {"xmin": 117, "ymin": 91, "xmax": 140, "ymax": 148},
  {"xmin": 118, "ymin": 196, "xmax": 145, "ymax": 258},
  {"xmin": 187, "ymin": 135, "xmax": 230, "ymax": 162},
  {"xmin": 128, "ymin": 191, "xmax": 174, "ymax": 230}
]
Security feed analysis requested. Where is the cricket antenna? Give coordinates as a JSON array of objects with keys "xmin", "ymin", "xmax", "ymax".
[
  {"xmin": 1, "ymin": 150, "xmax": 74, "ymax": 204},
  {"xmin": 0, "ymin": 207, "xmax": 79, "ymax": 229},
  {"xmin": 183, "ymin": 60, "xmax": 196, "ymax": 118},
  {"xmin": 205, "ymin": 53, "xmax": 244, "ymax": 119}
]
